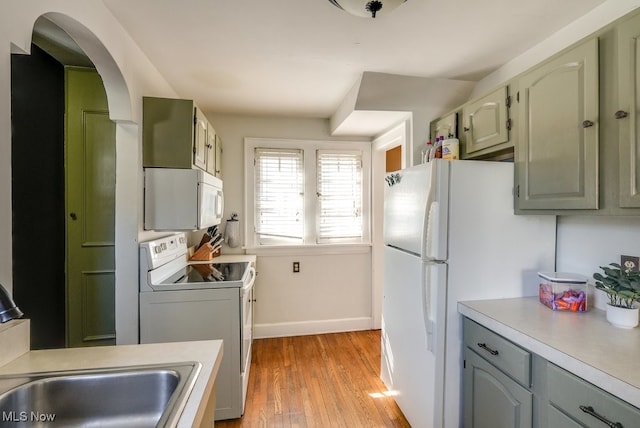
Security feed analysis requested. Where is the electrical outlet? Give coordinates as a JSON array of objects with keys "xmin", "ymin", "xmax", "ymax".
[
  {"xmin": 621, "ymin": 255, "xmax": 639, "ymax": 272},
  {"xmin": 293, "ymin": 261, "xmax": 300, "ymax": 273}
]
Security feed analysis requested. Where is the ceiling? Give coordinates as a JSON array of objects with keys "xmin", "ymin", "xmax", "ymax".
[{"xmin": 97, "ymin": 0, "xmax": 605, "ymax": 120}]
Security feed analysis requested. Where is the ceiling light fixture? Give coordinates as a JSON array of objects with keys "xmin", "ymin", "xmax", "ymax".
[{"xmin": 328, "ymin": 0, "xmax": 407, "ymax": 18}]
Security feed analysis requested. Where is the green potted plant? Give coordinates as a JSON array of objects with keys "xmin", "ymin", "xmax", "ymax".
[{"xmin": 593, "ymin": 263, "xmax": 640, "ymax": 329}]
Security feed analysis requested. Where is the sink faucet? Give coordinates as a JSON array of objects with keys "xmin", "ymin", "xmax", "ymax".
[{"xmin": 0, "ymin": 284, "xmax": 23, "ymax": 323}]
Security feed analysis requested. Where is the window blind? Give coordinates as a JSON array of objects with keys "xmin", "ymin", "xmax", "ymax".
[
  {"xmin": 316, "ymin": 150, "xmax": 363, "ymax": 242},
  {"xmin": 254, "ymin": 148, "xmax": 304, "ymax": 243}
]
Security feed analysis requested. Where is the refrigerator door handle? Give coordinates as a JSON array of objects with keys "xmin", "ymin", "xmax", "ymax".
[{"xmin": 425, "ymin": 201, "xmax": 440, "ymax": 260}]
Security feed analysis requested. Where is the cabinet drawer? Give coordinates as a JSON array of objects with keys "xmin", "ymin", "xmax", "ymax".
[
  {"xmin": 547, "ymin": 405, "xmax": 582, "ymax": 428},
  {"xmin": 547, "ymin": 363, "xmax": 640, "ymax": 428},
  {"xmin": 463, "ymin": 318, "xmax": 531, "ymax": 386}
]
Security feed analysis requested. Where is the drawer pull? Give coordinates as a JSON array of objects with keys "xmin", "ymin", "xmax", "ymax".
[
  {"xmin": 579, "ymin": 405, "xmax": 623, "ymax": 428},
  {"xmin": 477, "ymin": 342, "xmax": 499, "ymax": 356}
]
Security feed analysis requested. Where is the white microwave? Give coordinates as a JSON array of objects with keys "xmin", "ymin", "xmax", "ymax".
[{"xmin": 144, "ymin": 168, "xmax": 223, "ymax": 231}]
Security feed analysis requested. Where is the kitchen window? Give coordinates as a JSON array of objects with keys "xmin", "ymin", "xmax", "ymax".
[
  {"xmin": 254, "ymin": 147, "xmax": 304, "ymax": 245},
  {"xmin": 316, "ymin": 150, "xmax": 363, "ymax": 243},
  {"xmin": 244, "ymin": 138, "xmax": 370, "ymax": 251}
]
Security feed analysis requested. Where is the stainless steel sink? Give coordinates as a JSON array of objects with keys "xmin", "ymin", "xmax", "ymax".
[{"xmin": 0, "ymin": 361, "xmax": 201, "ymax": 427}]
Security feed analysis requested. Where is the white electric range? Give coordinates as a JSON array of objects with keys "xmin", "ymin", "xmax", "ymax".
[{"xmin": 139, "ymin": 233, "xmax": 256, "ymax": 421}]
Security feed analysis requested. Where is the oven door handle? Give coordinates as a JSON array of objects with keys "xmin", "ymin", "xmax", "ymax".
[{"xmin": 243, "ymin": 266, "xmax": 256, "ymax": 291}]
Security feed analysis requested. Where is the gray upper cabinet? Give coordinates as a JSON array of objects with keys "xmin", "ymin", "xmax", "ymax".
[
  {"xmin": 462, "ymin": 86, "xmax": 511, "ymax": 158},
  {"xmin": 516, "ymin": 38, "xmax": 599, "ymax": 210},
  {"xmin": 617, "ymin": 13, "xmax": 640, "ymax": 208},
  {"xmin": 143, "ymin": 96, "xmax": 220, "ymax": 177}
]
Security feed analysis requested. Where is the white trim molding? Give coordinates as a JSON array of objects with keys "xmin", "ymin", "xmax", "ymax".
[{"xmin": 253, "ymin": 317, "xmax": 373, "ymax": 339}]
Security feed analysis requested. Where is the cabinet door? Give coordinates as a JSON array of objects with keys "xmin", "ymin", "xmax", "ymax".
[
  {"xmin": 142, "ymin": 97, "xmax": 194, "ymax": 168},
  {"xmin": 464, "ymin": 348, "xmax": 533, "ymax": 428},
  {"xmin": 206, "ymin": 122, "xmax": 216, "ymax": 175},
  {"xmin": 193, "ymin": 107, "xmax": 208, "ymax": 171},
  {"xmin": 516, "ymin": 38, "xmax": 599, "ymax": 210},
  {"xmin": 462, "ymin": 86, "xmax": 510, "ymax": 156},
  {"xmin": 431, "ymin": 112, "xmax": 458, "ymax": 141},
  {"xmin": 617, "ymin": 14, "xmax": 640, "ymax": 207},
  {"xmin": 547, "ymin": 405, "xmax": 583, "ymax": 428},
  {"xmin": 215, "ymin": 134, "xmax": 223, "ymax": 178}
]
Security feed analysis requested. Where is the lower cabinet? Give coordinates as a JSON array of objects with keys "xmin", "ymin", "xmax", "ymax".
[
  {"xmin": 463, "ymin": 348, "xmax": 533, "ymax": 428},
  {"xmin": 547, "ymin": 363, "xmax": 640, "ymax": 428},
  {"xmin": 463, "ymin": 317, "xmax": 640, "ymax": 428},
  {"xmin": 463, "ymin": 318, "xmax": 533, "ymax": 428}
]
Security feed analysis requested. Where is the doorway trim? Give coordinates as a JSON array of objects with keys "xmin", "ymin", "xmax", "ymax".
[
  {"xmin": 32, "ymin": 13, "xmax": 138, "ymax": 344},
  {"xmin": 371, "ymin": 119, "xmax": 409, "ymax": 329}
]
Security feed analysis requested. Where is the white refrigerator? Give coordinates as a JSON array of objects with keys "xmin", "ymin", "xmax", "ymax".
[{"xmin": 381, "ymin": 159, "xmax": 556, "ymax": 428}]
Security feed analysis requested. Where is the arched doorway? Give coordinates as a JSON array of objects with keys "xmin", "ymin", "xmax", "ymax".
[{"xmin": 10, "ymin": 13, "xmax": 134, "ymax": 348}]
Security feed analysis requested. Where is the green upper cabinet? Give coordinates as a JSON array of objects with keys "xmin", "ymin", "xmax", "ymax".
[
  {"xmin": 143, "ymin": 96, "xmax": 221, "ymax": 177},
  {"xmin": 431, "ymin": 111, "xmax": 458, "ymax": 141},
  {"xmin": 515, "ymin": 38, "xmax": 599, "ymax": 210},
  {"xmin": 617, "ymin": 13, "xmax": 640, "ymax": 208},
  {"xmin": 461, "ymin": 86, "xmax": 512, "ymax": 158},
  {"xmin": 214, "ymin": 133, "xmax": 223, "ymax": 178},
  {"xmin": 194, "ymin": 105, "xmax": 208, "ymax": 170},
  {"xmin": 205, "ymin": 122, "xmax": 222, "ymax": 178}
]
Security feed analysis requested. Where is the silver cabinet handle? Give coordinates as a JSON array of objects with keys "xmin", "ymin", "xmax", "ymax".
[
  {"xmin": 579, "ymin": 405, "xmax": 623, "ymax": 428},
  {"xmin": 477, "ymin": 342, "xmax": 499, "ymax": 356},
  {"xmin": 615, "ymin": 110, "xmax": 629, "ymax": 119},
  {"xmin": 582, "ymin": 120, "xmax": 595, "ymax": 128}
]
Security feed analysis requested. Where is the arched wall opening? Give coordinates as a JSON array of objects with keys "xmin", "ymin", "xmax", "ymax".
[{"xmin": 11, "ymin": 12, "xmax": 140, "ymax": 347}]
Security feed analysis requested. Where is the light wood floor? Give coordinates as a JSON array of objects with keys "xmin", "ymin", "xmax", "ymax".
[{"xmin": 216, "ymin": 330, "xmax": 410, "ymax": 427}]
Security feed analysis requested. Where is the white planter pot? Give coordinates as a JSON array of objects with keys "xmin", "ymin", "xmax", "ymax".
[{"xmin": 605, "ymin": 304, "xmax": 639, "ymax": 329}]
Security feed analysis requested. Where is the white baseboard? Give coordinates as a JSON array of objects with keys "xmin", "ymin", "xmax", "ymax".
[{"xmin": 254, "ymin": 317, "xmax": 373, "ymax": 339}]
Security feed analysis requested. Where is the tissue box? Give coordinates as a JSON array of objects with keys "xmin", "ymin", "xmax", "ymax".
[{"xmin": 538, "ymin": 272, "xmax": 588, "ymax": 312}]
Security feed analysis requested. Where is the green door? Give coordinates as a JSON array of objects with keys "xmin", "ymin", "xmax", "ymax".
[{"xmin": 65, "ymin": 67, "xmax": 116, "ymax": 347}]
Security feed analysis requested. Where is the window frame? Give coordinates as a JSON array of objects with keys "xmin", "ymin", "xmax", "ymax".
[{"xmin": 244, "ymin": 137, "xmax": 371, "ymax": 251}]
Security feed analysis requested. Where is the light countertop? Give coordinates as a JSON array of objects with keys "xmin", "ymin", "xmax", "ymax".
[
  {"xmin": 458, "ymin": 297, "xmax": 640, "ymax": 408},
  {"xmin": 0, "ymin": 339, "xmax": 223, "ymax": 427}
]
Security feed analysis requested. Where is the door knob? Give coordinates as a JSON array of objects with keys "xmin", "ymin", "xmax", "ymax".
[
  {"xmin": 582, "ymin": 120, "xmax": 595, "ymax": 128},
  {"xmin": 615, "ymin": 110, "xmax": 629, "ymax": 119},
  {"xmin": 70, "ymin": 212, "xmax": 77, "ymax": 220}
]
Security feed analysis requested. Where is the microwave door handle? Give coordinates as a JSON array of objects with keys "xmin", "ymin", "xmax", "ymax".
[{"xmin": 217, "ymin": 191, "xmax": 224, "ymax": 217}]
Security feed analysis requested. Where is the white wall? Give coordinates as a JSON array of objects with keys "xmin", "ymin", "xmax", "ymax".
[
  {"xmin": 1, "ymin": 0, "xmax": 183, "ymax": 344},
  {"xmin": 556, "ymin": 217, "xmax": 640, "ymax": 309},
  {"xmin": 472, "ymin": 0, "xmax": 640, "ymax": 311},
  {"xmin": 208, "ymin": 114, "xmax": 373, "ymax": 337}
]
